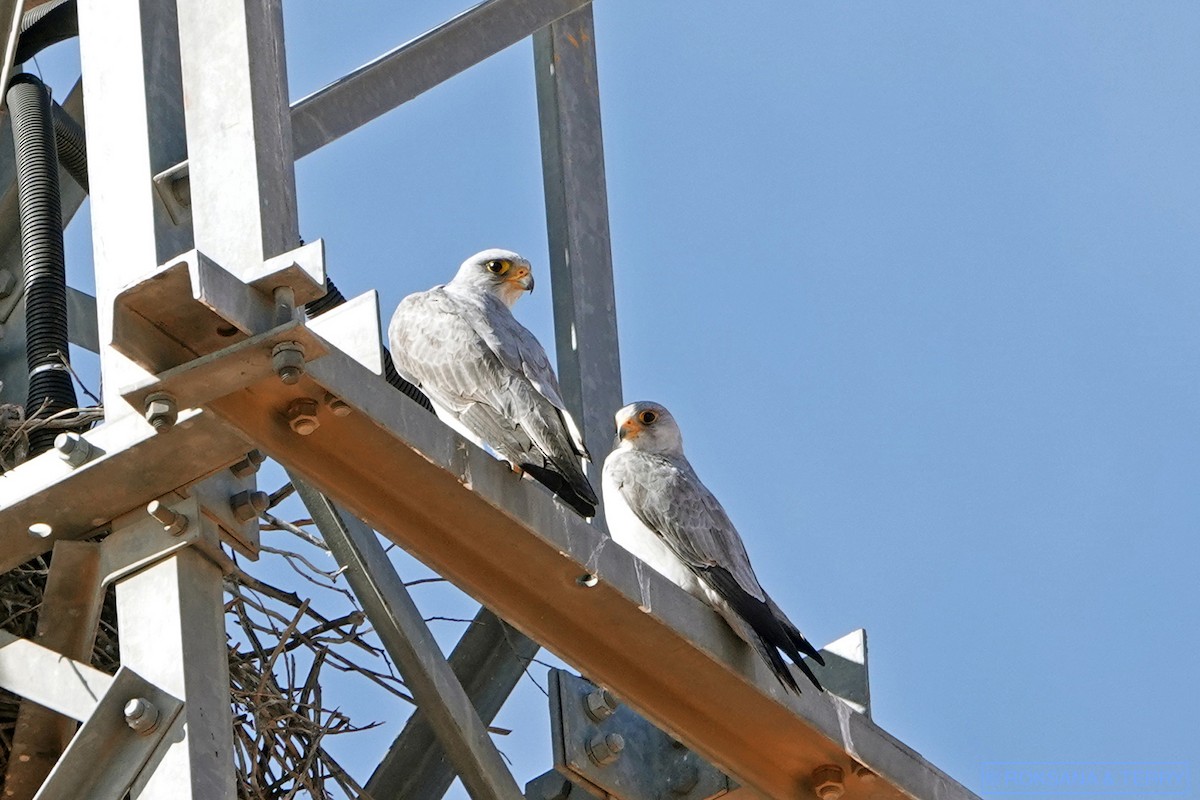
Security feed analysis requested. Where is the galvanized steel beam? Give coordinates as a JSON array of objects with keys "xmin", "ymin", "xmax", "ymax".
[
  {"xmin": 534, "ymin": 5, "xmax": 623, "ymax": 523},
  {"xmin": 3, "ymin": 541, "xmax": 104, "ymax": 800},
  {"xmin": 290, "ymin": 0, "xmax": 591, "ymax": 159},
  {"xmin": 0, "ymin": 630, "xmax": 112, "ymax": 722},
  {"xmin": 33, "ymin": 666, "xmax": 184, "ymax": 800},
  {"xmin": 115, "ymin": 512, "xmax": 236, "ymax": 800},
  {"xmin": 294, "ymin": 480, "xmax": 523, "ymax": 800},
  {"xmin": 78, "ymin": 0, "xmax": 192, "ymax": 417},
  {"xmin": 367, "ymin": 605, "xmax": 540, "ymax": 800},
  {"xmin": 0, "ymin": 410, "xmax": 250, "ymax": 571},
  {"xmin": 112, "ymin": 311, "xmax": 977, "ymax": 800},
  {"xmin": 176, "ymin": 0, "xmax": 299, "ymax": 272}
]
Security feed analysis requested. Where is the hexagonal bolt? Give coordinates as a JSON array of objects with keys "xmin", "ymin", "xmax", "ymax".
[
  {"xmin": 229, "ymin": 449, "xmax": 266, "ymax": 478},
  {"xmin": 272, "ymin": 341, "xmax": 306, "ymax": 385},
  {"xmin": 324, "ymin": 392, "xmax": 351, "ymax": 417},
  {"xmin": 0, "ymin": 269, "xmax": 18, "ymax": 299},
  {"xmin": 147, "ymin": 500, "xmax": 189, "ymax": 536},
  {"xmin": 285, "ymin": 397, "xmax": 320, "ymax": 435},
  {"xmin": 584, "ymin": 688, "xmax": 619, "ymax": 722},
  {"xmin": 230, "ymin": 490, "xmax": 270, "ymax": 523},
  {"xmin": 812, "ymin": 765, "xmax": 846, "ymax": 800},
  {"xmin": 124, "ymin": 697, "xmax": 160, "ymax": 735},
  {"xmin": 144, "ymin": 391, "xmax": 178, "ymax": 431},
  {"xmin": 586, "ymin": 732, "xmax": 625, "ymax": 766},
  {"xmin": 54, "ymin": 432, "xmax": 93, "ymax": 467}
]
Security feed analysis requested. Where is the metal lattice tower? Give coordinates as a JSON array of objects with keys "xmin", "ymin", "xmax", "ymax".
[{"xmin": 0, "ymin": 1, "xmax": 984, "ymax": 798}]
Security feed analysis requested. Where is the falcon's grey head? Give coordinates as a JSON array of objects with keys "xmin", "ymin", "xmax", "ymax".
[
  {"xmin": 448, "ymin": 248, "xmax": 535, "ymax": 308},
  {"xmin": 614, "ymin": 401, "xmax": 683, "ymax": 456}
]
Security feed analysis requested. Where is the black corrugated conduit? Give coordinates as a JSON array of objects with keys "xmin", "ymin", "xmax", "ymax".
[
  {"xmin": 15, "ymin": 0, "xmax": 77, "ymax": 65},
  {"xmin": 50, "ymin": 102, "xmax": 87, "ymax": 192},
  {"xmin": 7, "ymin": 74, "xmax": 78, "ymax": 456},
  {"xmin": 304, "ymin": 277, "xmax": 435, "ymax": 413}
]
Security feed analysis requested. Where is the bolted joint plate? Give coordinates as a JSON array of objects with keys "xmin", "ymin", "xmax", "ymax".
[
  {"xmin": 111, "ymin": 243, "xmax": 327, "ymax": 375},
  {"xmin": 549, "ymin": 669, "xmax": 735, "ymax": 800},
  {"xmin": 119, "ymin": 320, "xmax": 329, "ymax": 425},
  {"xmin": 34, "ymin": 665, "xmax": 183, "ymax": 800}
]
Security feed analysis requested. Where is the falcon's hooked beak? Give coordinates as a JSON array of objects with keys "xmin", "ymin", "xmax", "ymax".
[
  {"xmin": 506, "ymin": 265, "xmax": 534, "ymax": 293},
  {"xmin": 616, "ymin": 416, "xmax": 640, "ymax": 442}
]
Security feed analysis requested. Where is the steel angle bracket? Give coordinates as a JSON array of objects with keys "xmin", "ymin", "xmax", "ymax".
[
  {"xmin": 34, "ymin": 666, "xmax": 184, "ymax": 800},
  {"xmin": 809, "ymin": 629, "xmax": 870, "ymax": 717},
  {"xmin": 247, "ymin": 238, "xmax": 327, "ymax": 306},
  {"xmin": 548, "ymin": 669, "xmax": 736, "ymax": 800},
  {"xmin": 99, "ymin": 494, "xmax": 237, "ymax": 584},
  {"xmin": 115, "ymin": 290, "xmax": 382, "ymax": 432},
  {"xmin": 0, "ymin": 410, "xmax": 250, "ymax": 574},
  {"xmin": 118, "ymin": 320, "xmax": 329, "ymax": 416},
  {"xmin": 111, "ymin": 243, "xmax": 326, "ymax": 375}
]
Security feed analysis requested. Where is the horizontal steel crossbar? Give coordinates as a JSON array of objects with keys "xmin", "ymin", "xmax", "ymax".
[{"xmin": 107, "ymin": 312, "xmax": 979, "ymax": 800}]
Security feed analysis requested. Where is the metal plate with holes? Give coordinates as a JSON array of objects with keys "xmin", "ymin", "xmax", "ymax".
[
  {"xmin": 33, "ymin": 666, "xmax": 183, "ymax": 800},
  {"xmin": 550, "ymin": 669, "xmax": 735, "ymax": 800}
]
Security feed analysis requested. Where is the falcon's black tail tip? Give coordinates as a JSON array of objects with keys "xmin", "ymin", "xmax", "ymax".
[
  {"xmin": 520, "ymin": 463, "xmax": 597, "ymax": 518},
  {"xmin": 705, "ymin": 567, "xmax": 825, "ymax": 694}
]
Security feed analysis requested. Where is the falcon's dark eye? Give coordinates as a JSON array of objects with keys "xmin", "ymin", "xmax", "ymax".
[
  {"xmin": 638, "ymin": 410, "xmax": 657, "ymax": 425},
  {"xmin": 485, "ymin": 259, "xmax": 509, "ymax": 275}
]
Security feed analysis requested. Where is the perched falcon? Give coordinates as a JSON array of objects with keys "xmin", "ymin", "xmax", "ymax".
[
  {"xmin": 388, "ymin": 249, "xmax": 598, "ymax": 517},
  {"xmin": 602, "ymin": 401, "xmax": 825, "ymax": 692}
]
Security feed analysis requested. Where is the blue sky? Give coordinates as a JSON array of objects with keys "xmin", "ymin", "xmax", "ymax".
[{"xmin": 39, "ymin": 1, "xmax": 1200, "ymax": 796}]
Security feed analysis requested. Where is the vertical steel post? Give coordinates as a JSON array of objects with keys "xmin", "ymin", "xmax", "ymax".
[
  {"xmin": 175, "ymin": 0, "xmax": 299, "ymax": 273},
  {"xmin": 77, "ymin": 0, "xmax": 192, "ymax": 419},
  {"xmin": 534, "ymin": 4, "xmax": 623, "ymax": 526},
  {"xmin": 116, "ymin": 539, "xmax": 236, "ymax": 799},
  {"xmin": 79, "ymin": 4, "xmax": 237, "ymax": 797}
]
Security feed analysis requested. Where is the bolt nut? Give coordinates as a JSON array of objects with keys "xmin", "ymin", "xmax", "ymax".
[
  {"xmin": 272, "ymin": 341, "xmax": 306, "ymax": 385},
  {"xmin": 586, "ymin": 732, "xmax": 624, "ymax": 766},
  {"xmin": 230, "ymin": 490, "xmax": 270, "ymax": 523},
  {"xmin": 584, "ymin": 688, "xmax": 619, "ymax": 721},
  {"xmin": 812, "ymin": 765, "xmax": 845, "ymax": 800},
  {"xmin": 124, "ymin": 697, "xmax": 160, "ymax": 735},
  {"xmin": 285, "ymin": 398, "xmax": 320, "ymax": 435},
  {"xmin": 324, "ymin": 392, "xmax": 351, "ymax": 417},
  {"xmin": 0, "ymin": 270, "xmax": 17, "ymax": 299},
  {"xmin": 144, "ymin": 391, "xmax": 178, "ymax": 431},
  {"xmin": 147, "ymin": 500, "xmax": 188, "ymax": 535},
  {"xmin": 229, "ymin": 449, "xmax": 266, "ymax": 478},
  {"xmin": 54, "ymin": 432, "xmax": 92, "ymax": 467}
]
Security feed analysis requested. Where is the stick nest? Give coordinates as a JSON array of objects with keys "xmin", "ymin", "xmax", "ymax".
[{"xmin": 0, "ymin": 523, "xmax": 410, "ymax": 799}]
